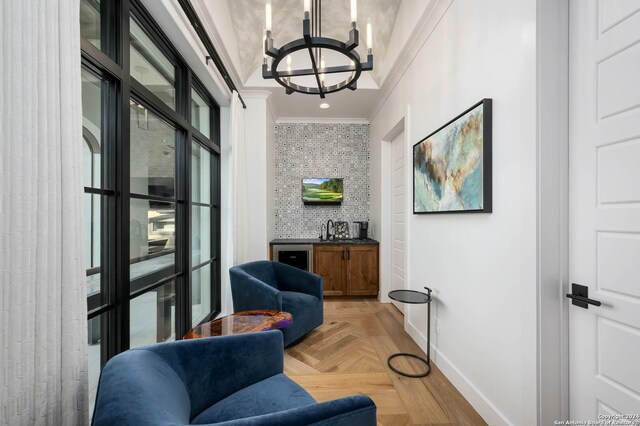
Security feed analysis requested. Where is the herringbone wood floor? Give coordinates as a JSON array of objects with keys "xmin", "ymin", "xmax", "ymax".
[{"xmin": 284, "ymin": 299, "xmax": 487, "ymax": 426}]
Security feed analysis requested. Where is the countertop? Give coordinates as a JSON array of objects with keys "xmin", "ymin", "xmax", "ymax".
[{"xmin": 270, "ymin": 238, "xmax": 379, "ymax": 245}]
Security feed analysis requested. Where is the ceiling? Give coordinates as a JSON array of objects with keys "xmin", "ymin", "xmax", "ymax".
[
  {"xmin": 263, "ymin": 87, "xmax": 380, "ymax": 121},
  {"xmin": 195, "ymin": 0, "xmax": 406, "ymax": 119}
]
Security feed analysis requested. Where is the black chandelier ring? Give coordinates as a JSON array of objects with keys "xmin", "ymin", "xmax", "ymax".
[
  {"xmin": 264, "ymin": 37, "xmax": 366, "ymax": 97},
  {"xmin": 262, "ymin": 0, "xmax": 373, "ymax": 98}
]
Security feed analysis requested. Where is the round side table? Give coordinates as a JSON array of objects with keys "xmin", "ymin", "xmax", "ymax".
[
  {"xmin": 387, "ymin": 287, "xmax": 432, "ymax": 378},
  {"xmin": 183, "ymin": 310, "xmax": 293, "ymax": 339}
]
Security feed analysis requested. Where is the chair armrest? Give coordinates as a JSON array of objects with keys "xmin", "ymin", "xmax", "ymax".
[
  {"xmin": 273, "ymin": 262, "xmax": 323, "ymax": 301},
  {"xmin": 230, "ymin": 267, "xmax": 283, "ymax": 312},
  {"xmin": 210, "ymin": 395, "xmax": 376, "ymax": 426},
  {"xmin": 146, "ymin": 331, "xmax": 285, "ymax": 419}
]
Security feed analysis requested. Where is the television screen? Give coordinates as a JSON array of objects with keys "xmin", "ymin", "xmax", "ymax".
[{"xmin": 302, "ymin": 178, "xmax": 343, "ymax": 204}]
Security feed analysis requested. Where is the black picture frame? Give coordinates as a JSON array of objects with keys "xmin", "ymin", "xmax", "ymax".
[{"xmin": 413, "ymin": 98, "xmax": 492, "ymax": 214}]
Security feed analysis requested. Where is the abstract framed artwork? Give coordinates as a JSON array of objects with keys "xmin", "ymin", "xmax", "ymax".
[{"xmin": 413, "ymin": 98, "xmax": 492, "ymax": 214}]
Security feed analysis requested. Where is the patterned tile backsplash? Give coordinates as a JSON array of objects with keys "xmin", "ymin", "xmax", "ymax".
[{"xmin": 274, "ymin": 123, "xmax": 370, "ymax": 239}]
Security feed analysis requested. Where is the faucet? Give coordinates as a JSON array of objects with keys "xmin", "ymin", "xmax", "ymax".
[{"xmin": 326, "ymin": 219, "xmax": 334, "ymax": 240}]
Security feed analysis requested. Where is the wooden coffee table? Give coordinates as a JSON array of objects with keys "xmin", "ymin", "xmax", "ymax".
[{"xmin": 183, "ymin": 310, "xmax": 293, "ymax": 339}]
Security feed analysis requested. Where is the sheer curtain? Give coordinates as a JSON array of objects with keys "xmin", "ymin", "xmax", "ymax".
[
  {"xmin": 0, "ymin": 0, "xmax": 88, "ymax": 424},
  {"xmin": 231, "ymin": 91, "xmax": 250, "ymax": 265}
]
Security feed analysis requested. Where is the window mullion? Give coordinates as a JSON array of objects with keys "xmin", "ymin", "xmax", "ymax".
[
  {"xmin": 114, "ymin": 0, "xmax": 131, "ymax": 355},
  {"xmin": 177, "ymin": 68, "xmax": 193, "ymax": 339}
]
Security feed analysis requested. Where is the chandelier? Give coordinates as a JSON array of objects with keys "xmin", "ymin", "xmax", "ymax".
[{"xmin": 262, "ymin": 0, "xmax": 373, "ymax": 98}]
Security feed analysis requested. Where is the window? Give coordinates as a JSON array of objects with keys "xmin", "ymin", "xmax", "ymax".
[
  {"xmin": 81, "ymin": 69, "xmax": 106, "ymax": 305},
  {"xmin": 130, "ymin": 17, "xmax": 176, "ymax": 110},
  {"xmin": 129, "ymin": 101, "xmax": 178, "ymax": 299},
  {"xmin": 81, "ymin": 67, "xmax": 114, "ymax": 416},
  {"xmin": 80, "ymin": 0, "xmax": 101, "ymax": 50},
  {"xmin": 191, "ymin": 88, "xmax": 211, "ymax": 138},
  {"xmin": 80, "ymin": 0, "xmax": 117, "ymax": 60},
  {"xmin": 80, "ymin": 0, "xmax": 221, "ymax": 415},
  {"xmin": 191, "ymin": 140, "xmax": 219, "ymax": 326}
]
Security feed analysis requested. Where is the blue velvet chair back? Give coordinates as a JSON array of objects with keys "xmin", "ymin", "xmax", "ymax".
[
  {"xmin": 92, "ymin": 332, "xmax": 284, "ymax": 425},
  {"xmin": 233, "ymin": 260, "xmax": 278, "ymax": 288},
  {"xmin": 144, "ymin": 333, "xmax": 283, "ymax": 416},
  {"xmin": 92, "ymin": 349, "xmax": 191, "ymax": 425}
]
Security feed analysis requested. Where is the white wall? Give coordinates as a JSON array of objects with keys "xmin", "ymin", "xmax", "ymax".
[
  {"xmin": 241, "ymin": 91, "xmax": 273, "ymax": 261},
  {"xmin": 370, "ymin": 0, "xmax": 539, "ymax": 424}
]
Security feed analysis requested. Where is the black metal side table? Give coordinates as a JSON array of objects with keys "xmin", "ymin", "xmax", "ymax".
[{"xmin": 387, "ymin": 287, "xmax": 432, "ymax": 378}]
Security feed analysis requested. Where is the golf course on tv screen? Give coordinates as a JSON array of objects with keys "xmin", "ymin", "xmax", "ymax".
[{"xmin": 302, "ymin": 178, "xmax": 343, "ymax": 204}]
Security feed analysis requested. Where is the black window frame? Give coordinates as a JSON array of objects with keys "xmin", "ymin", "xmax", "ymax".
[{"xmin": 80, "ymin": 0, "xmax": 221, "ymax": 365}]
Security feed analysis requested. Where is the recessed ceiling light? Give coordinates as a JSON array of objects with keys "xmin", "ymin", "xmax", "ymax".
[{"xmin": 319, "ymin": 103, "xmax": 330, "ymax": 109}]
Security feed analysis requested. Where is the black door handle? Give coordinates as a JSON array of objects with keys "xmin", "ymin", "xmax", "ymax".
[{"xmin": 566, "ymin": 283, "xmax": 601, "ymax": 309}]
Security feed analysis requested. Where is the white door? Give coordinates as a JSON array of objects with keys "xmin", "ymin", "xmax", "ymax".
[
  {"xmin": 569, "ymin": 0, "xmax": 640, "ymax": 420},
  {"xmin": 391, "ymin": 131, "xmax": 406, "ymax": 313}
]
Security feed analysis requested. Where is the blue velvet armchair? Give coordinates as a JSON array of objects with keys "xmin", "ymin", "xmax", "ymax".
[
  {"xmin": 229, "ymin": 260, "xmax": 323, "ymax": 347},
  {"xmin": 92, "ymin": 331, "xmax": 376, "ymax": 426}
]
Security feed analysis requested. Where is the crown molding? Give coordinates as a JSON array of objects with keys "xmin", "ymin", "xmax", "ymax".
[
  {"xmin": 368, "ymin": 0, "xmax": 453, "ymax": 123},
  {"xmin": 240, "ymin": 90, "xmax": 272, "ymax": 100},
  {"xmin": 239, "ymin": 90, "xmax": 277, "ymax": 119},
  {"xmin": 275, "ymin": 117, "xmax": 370, "ymax": 124}
]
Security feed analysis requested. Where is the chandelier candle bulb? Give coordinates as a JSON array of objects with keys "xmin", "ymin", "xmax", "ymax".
[
  {"xmin": 304, "ymin": 0, "xmax": 311, "ymax": 18},
  {"xmin": 350, "ymin": 0, "xmax": 357, "ymax": 24},
  {"xmin": 367, "ymin": 21, "xmax": 372, "ymax": 51},
  {"xmin": 265, "ymin": 0, "xmax": 272, "ymax": 32}
]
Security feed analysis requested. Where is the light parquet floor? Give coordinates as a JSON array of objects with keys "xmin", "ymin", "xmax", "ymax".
[{"xmin": 284, "ymin": 299, "xmax": 486, "ymax": 426}]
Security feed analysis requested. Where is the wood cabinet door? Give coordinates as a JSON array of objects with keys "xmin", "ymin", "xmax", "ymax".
[
  {"xmin": 313, "ymin": 245, "xmax": 346, "ymax": 296},
  {"xmin": 346, "ymin": 245, "xmax": 379, "ymax": 296}
]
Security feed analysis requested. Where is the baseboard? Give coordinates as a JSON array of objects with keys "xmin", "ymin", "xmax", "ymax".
[{"xmin": 405, "ymin": 321, "xmax": 513, "ymax": 426}]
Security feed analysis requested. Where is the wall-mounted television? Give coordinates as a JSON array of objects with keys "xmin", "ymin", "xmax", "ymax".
[{"xmin": 302, "ymin": 178, "xmax": 343, "ymax": 205}]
